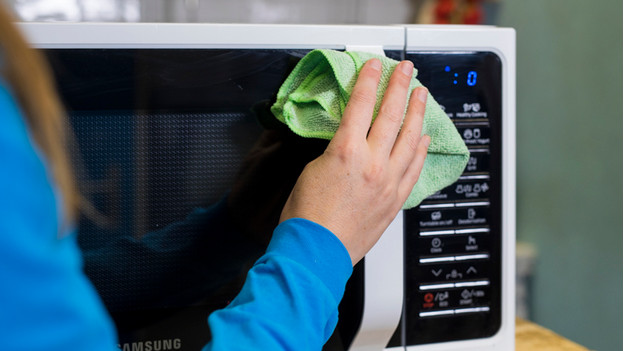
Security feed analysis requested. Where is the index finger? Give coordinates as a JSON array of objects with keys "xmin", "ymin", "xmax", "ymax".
[{"xmin": 332, "ymin": 59, "xmax": 382, "ymax": 143}]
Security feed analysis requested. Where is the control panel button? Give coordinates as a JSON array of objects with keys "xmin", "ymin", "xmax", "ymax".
[
  {"xmin": 464, "ymin": 148, "xmax": 490, "ymax": 173},
  {"xmin": 416, "ymin": 204, "xmax": 490, "ymax": 230},
  {"xmin": 420, "ymin": 227, "xmax": 490, "ymax": 236},
  {"xmin": 419, "ymin": 252, "xmax": 490, "ymax": 264},
  {"xmin": 419, "ymin": 309, "xmax": 456, "ymax": 318},
  {"xmin": 420, "ymin": 283, "xmax": 455, "ymax": 291},
  {"xmin": 425, "ymin": 179, "xmax": 491, "ymax": 202},
  {"xmin": 423, "ymin": 236, "xmax": 448, "ymax": 255},
  {"xmin": 419, "ymin": 256, "xmax": 456, "ymax": 264},
  {"xmin": 454, "ymin": 306, "xmax": 490, "ymax": 315},
  {"xmin": 457, "ymin": 204, "xmax": 489, "ymax": 227},
  {"xmin": 416, "ymin": 261, "xmax": 491, "ymax": 284},
  {"xmin": 465, "ymin": 235, "xmax": 479, "ymax": 251},
  {"xmin": 455, "ymin": 123, "xmax": 490, "ymax": 146},
  {"xmin": 415, "ymin": 284, "xmax": 491, "ymax": 312},
  {"xmin": 417, "ymin": 208, "xmax": 454, "ymax": 228},
  {"xmin": 417, "ymin": 233, "xmax": 489, "ymax": 256},
  {"xmin": 430, "ymin": 237, "xmax": 444, "ymax": 254},
  {"xmin": 454, "ymin": 253, "xmax": 490, "ymax": 261},
  {"xmin": 421, "ymin": 290, "xmax": 452, "ymax": 309},
  {"xmin": 454, "ymin": 286, "xmax": 489, "ymax": 307},
  {"xmin": 419, "ymin": 280, "xmax": 489, "ymax": 291},
  {"xmin": 419, "ymin": 306, "xmax": 490, "ymax": 318},
  {"xmin": 454, "ymin": 102, "xmax": 488, "ymax": 119}
]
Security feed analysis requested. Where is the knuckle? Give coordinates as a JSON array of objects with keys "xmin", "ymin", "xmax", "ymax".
[
  {"xmin": 328, "ymin": 142, "xmax": 359, "ymax": 161},
  {"xmin": 396, "ymin": 71, "xmax": 412, "ymax": 85},
  {"xmin": 405, "ymin": 132, "xmax": 421, "ymax": 152},
  {"xmin": 389, "ymin": 71, "xmax": 412, "ymax": 91},
  {"xmin": 378, "ymin": 104, "xmax": 404, "ymax": 123},
  {"xmin": 349, "ymin": 89, "xmax": 376, "ymax": 107},
  {"xmin": 363, "ymin": 163, "xmax": 384, "ymax": 184},
  {"xmin": 418, "ymin": 136, "xmax": 430, "ymax": 153},
  {"xmin": 379, "ymin": 183, "xmax": 398, "ymax": 203}
]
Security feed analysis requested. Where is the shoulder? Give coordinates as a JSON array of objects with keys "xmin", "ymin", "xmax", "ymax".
[
  {"xmin": 0, "ymin": 79, "xmax": 60, "ymax": 239},
  {"xmin": 0, "ymin": 80, "xmax": 32, "ymax": 148},
  {"xmin": 0, "ymin": 79, "xmax": 48, "ymax": 178}
]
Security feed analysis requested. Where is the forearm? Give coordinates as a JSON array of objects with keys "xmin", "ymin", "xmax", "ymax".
[{"xmin": 204, "ymin": 218, "xmax": 352, "ymax": 351}]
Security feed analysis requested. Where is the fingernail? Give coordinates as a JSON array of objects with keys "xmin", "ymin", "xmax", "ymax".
[
  {"xmin": 423, "ymin": 135, "xmax": 431, "ymax": 148},
  {"xmin": 417, "ymin": 88, "xmax": 428, "ymax": 103},
  {"xmin": 369, "ymin": 59, "xmax": 382, "ymax": 71},
  {"xmin": 399, "ymin": 61, "xmax": 413, "ymax": 76}
]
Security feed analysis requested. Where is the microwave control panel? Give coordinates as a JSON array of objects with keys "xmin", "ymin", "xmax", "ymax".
[{"xmin": 390, "ymin": 52, "xmax": 503, "ymax": 346}]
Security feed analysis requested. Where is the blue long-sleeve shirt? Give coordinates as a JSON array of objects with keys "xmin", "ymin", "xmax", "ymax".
[
  {"xmin": 0, "ymin": 80, "xmax": 353, "ymax": 350},
  {"xmin": 205, "ymin": 219, "xmax": 352, "ymax": 350}
]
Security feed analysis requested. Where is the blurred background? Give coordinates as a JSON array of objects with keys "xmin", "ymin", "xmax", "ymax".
[{"xmin": 4, "ymin": 0, "xmax": 622, "ymax": 350}]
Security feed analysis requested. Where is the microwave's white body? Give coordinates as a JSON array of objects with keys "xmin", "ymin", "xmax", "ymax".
[{"xmin": 22, "ymin": 23, "xmax": 515, "ymax": 351}]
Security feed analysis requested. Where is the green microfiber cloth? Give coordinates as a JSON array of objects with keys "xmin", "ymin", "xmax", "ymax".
[{"xmin": 270, "ymin": 49, "xmax": 469, "ymax": 209}]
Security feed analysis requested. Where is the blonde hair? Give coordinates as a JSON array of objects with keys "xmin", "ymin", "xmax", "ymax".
[{"xmin": 0, "ymin": 5, "xmax": 79, "ymax": 224}]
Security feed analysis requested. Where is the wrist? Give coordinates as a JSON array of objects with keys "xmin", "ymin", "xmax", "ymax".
[{"xmin": 267, "ymin": 218, "xmax": 354, "ymax": 300}]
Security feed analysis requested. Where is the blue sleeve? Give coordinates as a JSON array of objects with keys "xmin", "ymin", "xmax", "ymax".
[
  {"xmin": 204, "ymin": 218, "xmax": 353, "ymax": 351},
  {"xmin": 0, "ymin": 82, "xmax": 119, "ymax": 350}
]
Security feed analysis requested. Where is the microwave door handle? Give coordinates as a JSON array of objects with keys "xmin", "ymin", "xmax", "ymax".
[
  {"xmin": 344, "ymin": 45, "xmax": 386, "ymax": 56},
  {"xmin": 349, "ymin": 213, "xmax": 404, "ymax": 351}
]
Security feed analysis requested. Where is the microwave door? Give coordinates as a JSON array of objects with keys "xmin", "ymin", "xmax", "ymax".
[{"xmin": 47, "ymin": 47, "xmax": 376, "ymax": 351}]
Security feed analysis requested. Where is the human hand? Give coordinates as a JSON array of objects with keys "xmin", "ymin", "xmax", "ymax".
[{"xmin": 279, "ymin": 58, "xmax": 431, "ymax": 266}]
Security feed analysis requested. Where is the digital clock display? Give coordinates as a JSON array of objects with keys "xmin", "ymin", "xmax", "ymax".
[
  {"xmin": 444, "ymin": 65, "xmax": 478, "ymax": 87},
  {"xmin": 407, "ymin": 52, "xmax": 502, "ymax": 121}
]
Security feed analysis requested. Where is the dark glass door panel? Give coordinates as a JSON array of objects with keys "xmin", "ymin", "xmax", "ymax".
[{"xmin": 45, "ymin": 48, "xmax": 411, "ymax": 350}]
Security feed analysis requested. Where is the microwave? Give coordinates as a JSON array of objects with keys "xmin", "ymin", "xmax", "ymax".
[{"xmin": 22, "ymin": 23, "xmax": 515, "ymax": 351}]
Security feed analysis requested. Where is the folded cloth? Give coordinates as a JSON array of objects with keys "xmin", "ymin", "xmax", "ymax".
[{"xmin": 270, "ymin": 49, "xmax": 469, "ymax": 209}]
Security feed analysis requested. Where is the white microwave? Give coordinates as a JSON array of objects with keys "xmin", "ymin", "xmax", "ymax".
[{"xmin": 22, "ymin": 23, "xmax": 516, "ymax": 351}]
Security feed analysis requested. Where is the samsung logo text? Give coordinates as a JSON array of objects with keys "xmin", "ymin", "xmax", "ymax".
[{"xmin": 119, "ymin": 339, "xmax": 182, "ymax": 351}]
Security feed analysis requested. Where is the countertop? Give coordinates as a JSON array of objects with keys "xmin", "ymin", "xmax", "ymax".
[{"xmin": 516, "ymin": 318, "xmax": 591, "ymax": 351}]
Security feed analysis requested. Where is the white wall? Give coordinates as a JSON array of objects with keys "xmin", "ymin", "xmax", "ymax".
[
  {"xmin": 141, "ymin": 0, "xmax": 416, "ymax": 24},
  {"xmin": 6, "ymin": 0, "xmax": 416, "ymax": 24}
]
